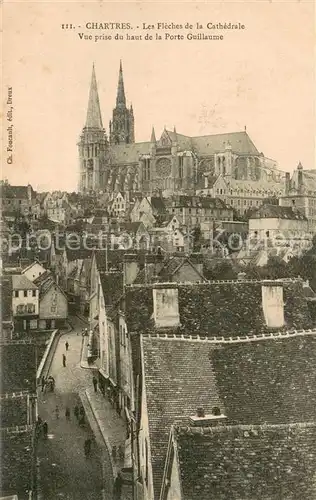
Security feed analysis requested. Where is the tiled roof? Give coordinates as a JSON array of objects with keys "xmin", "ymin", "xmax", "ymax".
[
  {"xmin": 99, "ymin": 271, "xmax": 123, "ymax": 308},
  {"xmin": 12, "ymin": 275, "xmax": 38, "ymax": 291},
  {"xmin": 65, "ymin": 247, "xmax": 94, "ymax": 262},
  {"xmin": 94, "ymin": 249, "xmax": 126, "ymax": 272},
  {"xmin": 0, "ymin": 276, "xmax": 13, "ymax": 323},
  {"xmin": 0, "ymin": 394, "xmax": 28, "ymax": 428},
  {"xmin": 33, "ymin": 271, "xmax": 61, "ymax": 298},
  {"xmin": 125, "ymin": 280, "xmax": 313, "ymax": 337},
  {"xmin": 210, "ymin": 333, "xmax": 316, "ymax": 425},
  {"xmin": 149, "ymin": 197, "xmax": 167, "ymax": 213},
  {"xmin": 141, "ymin": 336, "xmax": 222, "ymax": 500},
  {"xmin": 0, "ymin": 428, "xmax": 33, "ymax": 498},
  {"xmin": 174, "ymin": 422, "xmax": 316, "ymax": 500},
  {"xmin": 119, "ymin": 221, "xmax": 143, "ymax": 234},
  {"xmin": 0, "ymin": 343, "xmax": 37, "ymax": 394},
  {"xmin": 158, "ymin": 256, "xmax": 206, "ymax": 282},
  {"xmin": 250, "ymin": 204, "xmax": 307, "ymax": 220}
]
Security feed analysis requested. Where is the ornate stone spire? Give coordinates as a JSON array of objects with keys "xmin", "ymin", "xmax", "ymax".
[
  {"xmin": 85, "ymin": 63, "xmax": 103, "ymax": 129},
  {"xmin": 151, "ymin": 126, "xmax": 156, "ymax": 143},
  {"xmin": 116, "ymin": 60, "xmax": 126, "ymax": 108}
]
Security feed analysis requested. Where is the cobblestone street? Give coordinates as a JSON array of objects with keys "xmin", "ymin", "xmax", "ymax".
[{"xmin": 37, "ymin": 318, "xmax": 106, "ymax": 500}]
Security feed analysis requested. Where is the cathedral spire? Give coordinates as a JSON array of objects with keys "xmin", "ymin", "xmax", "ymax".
[
  {"xmin": 151, "ymin": 126, "xmax": 156, "ymax": 143},
  {"xmin": 85, "ymin": 63, "xmax": 103, "ymax": 129},
  {"xmin": 116, "ymin": 60, "xmax": 126, "ymax": 108}
]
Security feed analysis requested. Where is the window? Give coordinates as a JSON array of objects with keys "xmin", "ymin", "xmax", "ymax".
[
  {"xmin": 266, "ymin": 231, "xmax": 270, "ymax": 237},
  {"xmin": 24, "ymin": 290, "xmax": 28, "ymax": 297},
  {"xmin": 14, "ymin": 290, "xmax": 19, "ymax": 297},
  {"xmin": 32, "ymin": 290, "xmax": 36, "ymax": 297},
  {"xmin": 143, "ymin": 159, "xmax": 151, "ymax": 180}
]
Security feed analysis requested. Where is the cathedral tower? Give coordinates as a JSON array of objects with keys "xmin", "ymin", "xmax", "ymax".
[
  {"xmin": 109, "ymin": 61, "xmax": 135, "ymax": 145},
  {"xmin": 78, "ymin": 64, "xmax": 108, "ymax": 193}
]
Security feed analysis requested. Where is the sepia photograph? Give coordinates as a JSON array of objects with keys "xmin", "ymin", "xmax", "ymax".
[{"xmin": 1, "ymin": 1, "xmax": 316, "ymax": 499}]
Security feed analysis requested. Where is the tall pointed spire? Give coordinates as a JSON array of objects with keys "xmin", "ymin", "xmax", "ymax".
[
  {"xmin": 151, "ymin": 126, "xmax": 156, "ymax": 143},
  {"xmin": 86, "ymin": 64, "xmax": 103, "ymax": 128},
  {"xmin": 116, "ymin": 60, "xmax": 126, "ymax": 108}
]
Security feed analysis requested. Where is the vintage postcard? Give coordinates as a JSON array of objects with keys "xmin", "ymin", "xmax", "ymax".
[{"xmin": 1, "ymin": 1, "xmax": 315, "ymax": 499}]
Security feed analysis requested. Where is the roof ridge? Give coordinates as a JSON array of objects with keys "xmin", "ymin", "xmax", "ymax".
[
  {"xmin": 174, "ymin": 421, "xmax": 316, "ymax": 435},
  {"xmin": 141, "ymin": 329, "xmax": 316, "ymax": 344}
]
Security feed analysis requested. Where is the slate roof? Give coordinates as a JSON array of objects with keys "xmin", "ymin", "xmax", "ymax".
[
  {"xmin": 99, "ymin": 271, "xmax": 124, "ymax": 309},
  {"xmin": 0, "ymin": 394, "xmax": 29, "ymax": 428},
  {"xmin": 12, "ymin": 275, "xmax": 38, "ymax": 291},
  {"xmin": 210, "ymin": 332, "xmax": 316, "ymax": 425},
  {"xmin": 125, "ymin": 279, "xmax": 313, "ymax": 338},
  {"xmin": 170, "ymin": 195, "xmax": 230, "ymax": 210},
  {"xmin": 0, "ymin": 428, "xmax": 33, "ymax": 499},
  {"xmin": 174, "ymin": 422, "xmax": 316, "ymax": 500},
  {"xmin": 250, "ymin": 204, "xmax": 307, "ymax": 220},
  {"xmin": 141, "ymin": 336, "xmax": 222, "ymax": 500},
  {"xmin": 0, "ymin": 343, "xmax": 37, "ymax": 394}
]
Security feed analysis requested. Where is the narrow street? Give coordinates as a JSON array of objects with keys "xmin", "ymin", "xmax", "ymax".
[{"xmin": 37, "ymin": 317, "xmax": 105, "ymax": 500}]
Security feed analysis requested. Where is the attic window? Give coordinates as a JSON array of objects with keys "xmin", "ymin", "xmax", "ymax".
[{"xmin": 262, "ymin": 285, "xmax": 285, "ymax": 328}]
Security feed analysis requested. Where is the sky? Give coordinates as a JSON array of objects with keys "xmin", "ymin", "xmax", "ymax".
[{"xmin": 2, "ymin": 0, "xmax": 315, "ymax": 192}]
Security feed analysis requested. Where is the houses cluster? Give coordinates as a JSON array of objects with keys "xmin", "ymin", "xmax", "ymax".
[
  {"xmin": 83, "ymin": 261, "xmax": 316, "ymax": 499},
  {"xmin": 1, "ymin": 260, "xmax": 68, "ymax": 337}
]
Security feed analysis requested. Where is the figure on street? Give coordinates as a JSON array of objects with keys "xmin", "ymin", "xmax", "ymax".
[
  {"xmin": 118, "ymin": 444, "xmax": 124, "ymax": 462},
  {"xmin": 74, "ymin": 404, "xmax": 79, "ymax": 420},
  {"xmin": 92, "ymin": 376, "xmax": 98, "ymax": 392},
  {"xmin": 113, "ymin": 472, "xmax": 123, "ymax": 500},
  {"xmin": 62, "ymin": 354, "xmax": 66, "ymax": 367},
  {"xmin": 55, "ymin": 405, "xmax": 60, "ymax": 419},
  {"xmin": 43, "ymin": 421, "xmax": 48, "ymax": 438},
  {"xmin": 65, "ymin": 341, "xmax": 69, "ymax": 351},
  {"xmin": 84, "ymin": 438, "xmax": 92, "ymax": 457},
  {"xmin": 41, "ymin": 376, "xmax": 46, "ymax": 392},
  {"xmin": 65, "ymin": 407, "xmax": 70, "ymax": 420}
]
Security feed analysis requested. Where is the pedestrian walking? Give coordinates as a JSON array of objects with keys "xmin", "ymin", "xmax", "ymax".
[
  {"xmin": 41, "ymin": 376, "xmax": 46, "ymax": 392},
  {"xmin": 65, "ymin": 407, "xmax": 70, "ymax": 421},
  {"xmin": 74, "ymin": 404, "xmax": 79, "ymax": 420},
  {"xmin": 118, "ymin": 444, "xmax": 124, "ymax": 462},
  {"xmin": 43, "ymin": 421, "xmax": 48, "ymax": 438},
  {"xmin": 92, "ymin": 376, "xmax": 98, "ymax": 392},
  {"xmin": 62, "ymin": 353, "xmax": 66, "ymax": 367},
  {"xmin": 79, "ymin": 405, "xmax": 85, "ymax": 417},
  {"xmin": 65, "ymin": 341, "xmax": 69, "ymax": 351},
  {"xmin": 55, "ymin": 405, "xmax": 60, "ymax": 419},
  {"xmin": 112, "ymin": 445, "xmax": 117, "ymax": 461},
  {"xmin": 113, "ymin": 472, "xmax": 123, "ymax": 500},
  {"xmin": 79, "ymin": 413, "xmax": 85, "ymax": 427},
  {"xmin": 84, "ymin": 438, "xmax": 92, "ymax": 457}
]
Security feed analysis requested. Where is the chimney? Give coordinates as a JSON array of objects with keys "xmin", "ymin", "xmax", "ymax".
[
  {"xmin": 189, "ymin": 407, "xmax": 227, "ymax": 427},
  {"xmin": 285, "ymin": 172, "xmax": 291, "ymax": 195},
  {"xmin": 123, "ymin": 254, "xmax": 140, "ymax": 285}
]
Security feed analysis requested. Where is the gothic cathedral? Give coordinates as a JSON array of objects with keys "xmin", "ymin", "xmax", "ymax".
[{"xmin": 78, "ymin": 63, "xmax": 285, "ymax": 198}]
